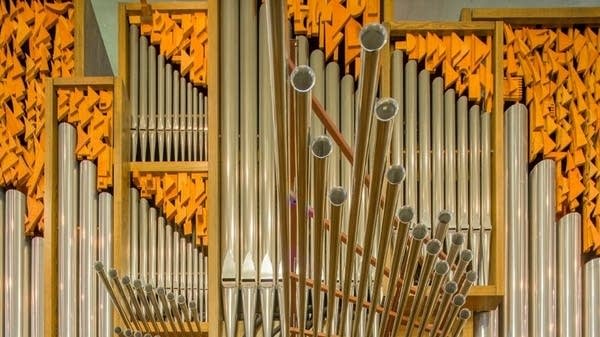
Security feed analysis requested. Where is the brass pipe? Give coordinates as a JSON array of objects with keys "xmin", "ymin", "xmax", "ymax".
[
  {"xmin": 339, "ymin": 23, "xmax": 388, "ymax": 336},
  {"xmin": 434, "ymin": 211, "xmax": 452, "ymax": 244},
  {"xmin": 351, "ymin": 97, "xmax": 399, "ymax": 337},
  {"xmin": 291, "ymin": 65, "xmax": 316, "ymax": 336},
  {"xmin": 157, "ymin": 287, "xmax": 175, "ymax": 328},
  {"xmin": 451, "ymin": 308, "xmax": 472, "ymax": 337},
  {"xmin": 311, "ymin": 135, "xmax": 333, "ymax": 334},
  {"xmin": 389, "ymin": 224, "xmax": 429, "ymax": 337},
  {"xmin": 123, "ymin": 276, "xmax": 150, "ymax": 331},
  {"xmin": 365, "ymin": 166, "xmax": 406, "ymax": 335},
  {"xmin": 190, "ymin": 301, "xmax": 202, "ymax": 331},
  {"xmin": 446, "ymin": 234, "xmax": 464, "ymax": 268},
  {"xmin": 380, "ymin": 207, "xmax": 415, "ymax": 335},
  {"xmin": 428, "ymin": 282, "xmax": 458, "ymax": 337},
  {"xmin": 458, "ymin": 270, "xmax": 478, "ymax": 296},
  {"xmin": 416, "ymin": 261, "xmax": 450, "ymax": 337},
  {"xmin": 134, "ymin": 280, "xmax": 157, "ymax": 331},
  {"xmin": 94, "ymin": 263, "xmax": 132, "ymax": 329},
  {"xmin": 405, "ymin": 240, "xmax": 443, "ymax": 336},
  {"xmin": 438, "ymin": 294, "xmax": 466, "ymax": 337},
  {"xmin": 452, "ymin": 250, "xmax": 473, "ymax": 283},
  {"xmin": 167, "ymin": 292, "xmax": 184, "ymax": 331},
  {"xmin": 145, "ymin": 284, "xmax": 168, "ymax": 331},
  {"xmin": 178, "ymin": 295, "xmax": 194, "ymax": 331},
  {"xmin": 109, "ymin": 270, "xmax": 140, "ymax": 330},
  {"xmin": 114, "ymin": 326, "xmax": 126, "ymax": 337},
  {"xmin": 326, "ymin": 187, "xmax": 347, "ymax": 337}
]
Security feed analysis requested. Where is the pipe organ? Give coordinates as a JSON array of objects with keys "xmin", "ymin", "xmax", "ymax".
[{"xmin": 1, "ymin": 1, "xmax": 600, "ymax": 337}]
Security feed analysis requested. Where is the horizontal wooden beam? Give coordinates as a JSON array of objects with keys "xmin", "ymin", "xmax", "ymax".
[
  {"xmin": 468, "ymin": 7, "xmax": 600, "ymax": 25},
  {"xmin": 125, "ymin": 2, "xmax": 208, "ymax": 14},
  {"xmin": 51, "ymin": 76, "xmax": 115, "ymax": 88},
  {"xmin": 129, "ymin": 161, "xmax": 208, "ymax": 173},
  {"xmin": 388, "ymin": 21, "xmax": 495, "ymax": 37}
]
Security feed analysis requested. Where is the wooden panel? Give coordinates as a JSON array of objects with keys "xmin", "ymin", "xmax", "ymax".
[
  {"xmin": 388, "ymin": 21, "xmax": 495, "ymax": 37},
  {"xmin": 129, "ymin": 161, "xmax": 208, "ymax": 173},
  {"xmin": 468, "ymin": 7, "xmax": 600, "ymax": 25}
]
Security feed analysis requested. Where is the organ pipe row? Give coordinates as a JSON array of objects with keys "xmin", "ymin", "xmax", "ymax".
[{"xmin": 129, "ymin": 25, "xmax": 208, "ymax": 163}]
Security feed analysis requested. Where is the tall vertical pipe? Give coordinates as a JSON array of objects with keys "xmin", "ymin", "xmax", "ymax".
[
  {"xmin": 431, "ymin": 77, "xmax": 444, "ymax": 236},
  {"xmin": 23, "ymin": 238, "xmax": 30, "ymax": 337},
  {"xmin": 240, "ymin": 1, "xmax": 258, "ymax": 334},
  {"xmin": 79, "ymin": 161, "xmax": 98, "ymax": 337},
  {"xmin": 309, "ymin": 50, "xmax": 325, "ymax": 136},
  {"xmin": 558, "ymin": 213, "xmax": 581, "ymax": 337},
  {"xmin": 192, "ymin": 87, "xmax": 199, "ymax": 161},
  {"xmin": 139, "ymin": 36, "xmax": 148, "ymax": 161},
  {"xmin": 187, "ymin": 83, "xmax": 193, "ymax": 161},
  {"xmin": 165, "ymin": 224, "xmax": 173, "ymax": 292},
  {"xmin": 456, "ymin": 96, "xmax": 468, "ymax": 234},
  {"xmin": 179, "ymin": 77, "xmax": 187, "ymax": 160},
  {"xmin": 148, "ymin": 207, "xmax": 157, "ymax": 286},
  {"xmin": 291, "ymin": 64, "xmax": 316, "ymax": 336},
  {"xmin": 258, "ymin": 5, "xmax": 276, "ymax": 336},
  {"xmin": 180, "ymin": 237, "xmax": 187, "ymax": 296},
  {"xmin": 5, "ymin": 190, "xmax": 25, "ymax": 337},
  {"xmin": 297, "ymin": 36, "xmax": 308, "ymax": 65},
  {"xmin": 505, "ymin": 103, "xmax": 528, "ymax": 337},
  {"xmin": 58, "ymin": 123, "xmax": 77, "ymax": 337},
  {"xmin": 173, "ymin": 70, "xmax": 180, "ymax": 161},
  {"xmin": 148, "ymin": 45, "xmax": 157, "ymax": 161},
  {"xmin": 474, "ymin": 310, "xmax": 499, "ymax": 337},
  {"xmin": 444, "ymin": 89, "xmax": 457, "ymax": 240},
  {"xmin": 405, "ymin": 60, "xmax": 418, "ymax": 215},
  {"xmin": 98, "ymin": 192, "xmax": 113, "ymax": 337},
  {"xmin": 130, "ymin": 188, "xmax": 139, "ymax": 279},
  {"xmin": 165, "ymin": 64, "xmax": 173, "ymax": 161},
  {"xmin": 585, "ymin": 258, "xmax": 600, "ymax": 337},
  {"xmin": 351, "ymin": 98, "xmax": 398, "ymax": 337},
  {"xmin": 480, "ymin": 112, "xmax": 492, "ymax": 284},
  {"xmin": 469, "ymin": 105, "xmax": 481, "ymax": 271},
  {"xmin": 339, "ymin": 24, "xmax": 388, "ymax": 336},
  {"xmin": 187, "ymin": 242, "xmax": 194, "ymax": 302},
  {"xmin": 418, "ymin": 69, "xmax": 432, "ymax": 228},
  {"xmin": 326, "ymin": 62, "xmax": 340, "ymax": 187},
  {"xmin": 173, "ymin": 230, "xmax": 180, "ymax": 295},
  {"xmin": 157, "ymin": 217, "xmax": 166, "ymax": 289},
  {"xmin": 390, "ymin": 51, "xmax": 404, "ymax": 187},
  {"xmin": 139, "ymin": 199, "xmax": 149, "ymax": 282},
  {"xmin": 326, "ymin": 187, "xmax": 347, "ymax": 337},
  {"xmin": 129, "ymin": 25, "xmax": 139, "ymax": 161},
  {"xmin": 221, "ymin": 0, "xmax": 240, "ymax": 336},
  {"xmin": 157, "ymin": 55, "xmax": 165, "ymax": 161},
  {"xmin": 311, "ymin": 136, "xmax": 333, "ymax": 334},
  {"xmin": 529, "ymin": 159, "xmax": 556, "ymax": 337},
  {"xmin": 198, "ymin": 92, "xmax": 205, "ymax": 161},
  {"xmin": 31, "ymin": 236, "xmax": 44, "ymax": 337}
]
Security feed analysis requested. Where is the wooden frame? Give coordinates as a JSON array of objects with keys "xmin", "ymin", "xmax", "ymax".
[
  {"xmin": 460, "ymin": 7, "xmax": 600, "ymax": 25},
  {"xmin": 380, "ymin": 21, "xmax": 505, "ymax": 314}
]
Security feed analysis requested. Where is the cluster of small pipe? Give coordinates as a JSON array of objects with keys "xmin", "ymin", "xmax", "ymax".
[
  {"xmin": 58, "ymin": 122, "xmax": 114, "ymax": 337},
  {"xmin": 95, "ymin": 261, "xmax": 205, "ymax": 336},
  {"xmin": 129, "ymin": 25, "xmax": 208, "ymax": 162},
  {"xmin": 504, "ymin": 103, "xmax": 600, "ymax": 337},
  {"xmin": 1, "ymin": 189, "xmax": 44, "ymax": 337}
]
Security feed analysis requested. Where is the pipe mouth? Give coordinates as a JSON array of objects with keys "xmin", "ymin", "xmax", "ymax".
[
  {"xmin": 329, "ymin": 186, "xmax": 348, "ymax": 206},
  {"xmin": 144, "ymin": 333, "xmax": 151, "ymax": 337},
  {"xmin": 397, "ymin": 206, "xmax": 414, "ymax": 223},
  {"xmin": 386, "ymin": 165, "xmax": 405, "ymax": 185},
  {"xmin": 167, "ymin": 292, "xmax": 176, "ymax": 301},
  {"xmin": 94, "ymin": 261, "xmax": 104, "ymax": 272},
  {"xmin": 438, "ymin": 210, "xmax": 452, "ymax": 224},
  {"xmin": 134, "ymin": 332, "xmax": 142, "ymax": 337},
  {"xmin": 133, "ymin": 279, "xmax": 143, "ymax": 289},
  {"xmin": 466, "ymin": 270, "xmax": 478, "ymax": 283},
  {"xmin": 360, "ymin": 23, "xmax": 388, "ymax": 52},
  {"xmin": 374, "ymin": 97, "xmax": 399, "ymax": 122},
  {"xmin": 426, "ymin": 239, "xmax": 442, "ymax": 255},
  {"xmin": 451, "ymin": 233, "xmax": 465, "ymax": 246},
  {"xmin": 190, "ymin": 301, "xmax": 197, "ymax": 308},
  {"xmin": 460, "ymin": 249, "xmax": 473, "ymax": 263},
  {"xmin": 434, "ymin": 261, "xmax": 450, "ymax": 275},
  {"xmin": 144, "ymin": 284, "xmax": 154, "ymax": 293},
  {"xmin": 122, "ymin": 276, "xmax": 131, "ymax": 285},
  {"xmin": 114, "ymin": 327, "xmax": 123, "ymax": 334},
  {"xmin": 290, "ymin": 65, "xmax": 316, "ymax": 93},
  {"xmin": 444, "ymin": 281, "xmax": 458, "ymax": 294},
  {"xmin": 459, "ymin": 308, "xmax": 472, "ymax": 320},
  {"xmin": 125, "ymin": 330, "xmax": 133, "ymax": 337},
  {"xmin": 178, "ymin": 294, "xmax": 186, "ymax": 304},
  {"xmin": 157, "ymin": 287, "xmax": 166, "ymax": 296},
  {"xmin": 311, "ymin": 135, "xmax": 333, "ymax": 159},
  {"xmin": 453, "ymin": 294, "xmax": 466, "ymax": 306},
  {"xmin": 412, "ymin": 224, "xmax": 428, "ymax": 241},
  {"xmin": 108, "ymin": 268, "xmax": 118, "ymax": 279}
]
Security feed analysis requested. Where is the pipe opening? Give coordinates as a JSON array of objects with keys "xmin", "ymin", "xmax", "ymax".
[
  {"xmin": 114, "ymin": 327, "xmax": 123, "ymax": 334},
  {"xmin": 412, "ymin": 224, "xmax": 428, "ymax": 241},
  {"xmin": 144, "ymin": 284, "xmax": 154, "ymax": 293},
  {"xmin": 386, "ymin": 165, "xmax": 405, "ymax": 185},
  {"xmin": 122, "ymin": 276, "xmax": 131, "ymax": 285},
  {"xmin": 375, "ymin": 97, "xmax": 399, "ymax": 121},
  {"xmin": 133, "ymin": 279, "xmax": 144, "ymax": 289},
  {"xmin": 453, "ymin": 294, "xmax": 466, "ymax": 306},
  {"xmin": 125, "ymin": 330, "xmax": 133, "ymax": 337},
  {"xmin": 451, "ymin": 233, "xmax": 464, "ymax": 246},
  {"xmin": 459, "ymin": 308, "xmax": 471, "ymax": 320},
  {"xmin": 460, "ymin": 250, "xmax": 473, "ymax": 262},
  {"xmin": 290, "ymin": 65, "xmax": 316, "ymax": 93},
  {"xmin": 157, "ymin": 287, "xmax": 166, "ymax": 296},
  {"xmin": 360, "ymin": 24, "xmax": 388, "ymax": 52},
  {"xmin": 329, "ymin": 187, "xmax": 348, "ymax": 206},
  {"xmin": 435, "ymin": 261, "xmax": 450, "ymax": 275},
  {"xmin": 444, "ymin": 281, "xmax": 458, "ymax": 294},
  {"xmin": 167, "ymin": 292, "xmax": 176, "ymax": 301},
  {"xmin": 108, "ymin": 268, "xmax": 118, "ymax": 279},
  {"xmin": 311, "ymin": 136, "xmax": 333, "ymax": 159},
  {"xmin": 466, "ymin": 270, "xmax": 478, "ymax": 283},
  {"xmin": 94, "ymin": 261, "xmax": 104, "ymax": 272},
  {"xmin": 178, "ymin": 295, "xmax": 186, "ymax": 304},
  {"xmin": 134, "ymin": 332, "xmax": 142, "ymax": 337},
  {"xmin": 397, "ymin": 206, "xmax": 414, "ymax": 223},
  {"xmin": 438, "ymin": 210, "xmax": 452, "ymax": 224},
  {"xmin": 426, "ymin": 239, "xmax": 442, "ymax": 255}
]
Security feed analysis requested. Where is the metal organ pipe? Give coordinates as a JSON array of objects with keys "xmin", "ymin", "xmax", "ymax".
[
  {"xmin": 139, "ymin": 36, "xmax": 148, "ymax": 161},
  {"xmin": 431, "ymin": 77, "xmax": 444, "ymax": 236},
  {"xmin": 404, "ymin": 60, "xmax": 418, "ymax": 219},
  {"xmin": 456, "ymin": 96, "xmax": 468, "ymax": 234},
  {"xmin": 4, "ymin": 190, "xmax": 25, "ymax": 337},
  {"xmin": 99, "ymin": 192, "xmax": 113, "ymax": 337},
  {"xmin": 558, "ymin": 213, "xmax": 582, "ymax": 337},
  {"xmin": 148, "ymin": 45, "xmax": 157, "ymax": 161},
  {"xmin": 444, "ymin": 89, "xmax": 457, "ymax": 243},
  {"xmin": 418, "ymin": 69, "xmax": 432, "ymax": 229},
  {"xmin": 129, "ymin": 25, "xmax": 139, "ymax": 161},
  {"xmin": 585, "ymin": 258, "xmax": 600, "ymax": 337},
  {"xmin": 326, "ymin": 187, "xmax": 347, "ymax": 337}
]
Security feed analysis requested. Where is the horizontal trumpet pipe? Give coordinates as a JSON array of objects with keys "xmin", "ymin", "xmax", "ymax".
[
  {"xmin": 178, "ymin": 295, "xmax": 194, "ymax": 331},
  {"xmin": 122, "ymin": 276, "xmax": 149, "ymax": 331},
  {"xmin": 190, "ymin": 301, "xmax": 202, "ymax": 331},
  {"xmin": 167, "ymin": 292, "xmax": 184, "ymax": 331},
  {"xmin": 458, "ymin": 270, "xmax": 478, "ymax": 296},
  {"xmin": 157, "ymin": 287, "xmax": 175, "ymax": 329},
  {"xmin": 94, "ymin": 263, "xmax": 132, "ymax": 330},
  {"xmin": 109, "ymin": 270, "xmax": 140, "ymax": 330},
  {"xmin": 447, "ymin": 233, "xmax": 465, "ymax": 268},
  {"xmin": 451, "ymin": 308, "xmax": 472, "ymax": 337},
  {"xmin": 114, "ymin": 326, "xmax": 126, "ymax": 337},
  {"xmin": 439, "ymin": 294, "xmax": 466, "ymax": 337},
  {"xmin": 134, "ymin": 280, "xmax": 157, "ymax": 331},
  {"xmin": 145, "ymin": 284, "xmax": 168, "ymax": 331},
  {"xmin": 428, "ymin": 281, "xmax": 458, "ymax": 337},
  {"xmin": 326, "ymin": 187, "xmax": 347, "ymax": 337},
  {"xmin": 416, "ymin": 261, "xmax": 451, "ymax": 337},
  {"xmin": 452, "ymin": 250, "xmax": 473, "ymax": 283}
]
